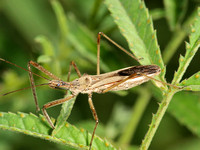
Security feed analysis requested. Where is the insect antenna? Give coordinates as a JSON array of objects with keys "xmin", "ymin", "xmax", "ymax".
[
  {"xmin": 1, "ymin": 83, "xmax": 49, "ymax": 96},
  {"xmin": 0, "ymin": 58, "xmax": 50, "ymax": 81}
]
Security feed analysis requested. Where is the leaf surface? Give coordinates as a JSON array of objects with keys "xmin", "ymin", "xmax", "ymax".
[
  {"xmin": 104, "ymin": 0, "xmax": 166, "ymax": 82},
  {"xmin": 0, "ymin": 112, "xmax": 116, "ymax": 150}
]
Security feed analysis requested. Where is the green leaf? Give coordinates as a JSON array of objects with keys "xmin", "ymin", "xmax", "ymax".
[
  {"xmin": 164, "ymin": 0, "xmax": 188, "ymax": 30},
  {"xmin": 76, "ymin": 120, "xmax": 106, "ymax": 138},
  {"xmin": 52, "ymin": 93, "xmax": 76, "ymax": 135},
  {"xmin": 168, "ymin": 92, "xmax": 200, "ymax": 137},
  {"xmin": 51, "ymin": 0, "xmax": 68, "ymax": 39},
  {"xmin": 35, "ymin": 35, "xmax": 55, "ymax": 57},
  {"xmin": 179, "ymin": 71, "xmax": 200, "ymax": 91},
  {"xmin": 35, "ymin": 35, "xmax": 62, "ymax": 77},
  {"xmin": 37, "ymin": 55, "xmax": 52, "ymax": 63},
  {"xmin": 0, "ymin": 112, "xmax": 117, "ymax": 150},
  {"xmin": 172, "ymin": 8, "xmax": 200, "ymax": 85},
  {"xmin": 104, "ymin": 0, "xmax": 166, "ymax": 82}
]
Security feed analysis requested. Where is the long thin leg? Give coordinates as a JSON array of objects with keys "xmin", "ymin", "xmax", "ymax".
[
  {"xmin": 28, "ymin": 62, "xmax": 40, "ymax": 112},
  {"xmin": 28, "ymin": 61, "xmax": 62, "ymax": 112},
  {"xmin": 42, "ymin": 94, "xmax": 75, "ymax": 128},
  {"xmin": 97, "ymin": 32, "xmax": 140, "ymax": 75},
  {"xmin": 67, "ymin": 61, "xmax": 81, "ymax": 82},
  {"xmin": 97, "ymin": 33, "xmax": 101, "ymax": 75},
  {"xmin": 88, "ymin": 94, "xmax": 99, "ymax": 150},
  {"xmin": 29, "ymin": 60, "xmax": 61, "ymax": 80},
  {"xmin": 65, "ymin": 61, "xmax": 82, "ymax": 95}
]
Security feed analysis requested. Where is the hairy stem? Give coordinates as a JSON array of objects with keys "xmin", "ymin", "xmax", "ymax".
[{"xmin": 140, "ymin": 89, "xmax": 177, "ymax": 150}]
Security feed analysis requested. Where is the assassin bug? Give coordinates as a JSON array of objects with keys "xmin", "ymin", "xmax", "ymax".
[{"xmin": 0, "ymin": 32, "xmax": 178, "ymax": 149}]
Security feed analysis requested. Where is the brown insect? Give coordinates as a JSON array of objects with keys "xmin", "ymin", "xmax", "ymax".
[{"xmin": 0, "ymin": 32, "xmax": 169, "ymax": 150}]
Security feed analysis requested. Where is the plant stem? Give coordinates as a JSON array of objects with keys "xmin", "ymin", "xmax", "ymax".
[
  {"xmin": 118, "ymin": 88, "xmax": 151, "ymax": 146},
  {"xmin": 150, "ymin": 9, "xmax": 165, "ymax": 20},
  {"xmin": 140, "ymin": 89, "xmax": 177, "ymax": 150}
]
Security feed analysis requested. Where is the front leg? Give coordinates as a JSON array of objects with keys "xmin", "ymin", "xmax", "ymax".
[
  {"xmin": 28, "ymin": 60, "xmax": 61, "ymax": 112},
  {"xmin": 42, "ymin": 95, "xmax": 75, "ymax": 128},
  {"xmin": 28, "ymin": 61, "xmax": 40, "ymax": 112}
]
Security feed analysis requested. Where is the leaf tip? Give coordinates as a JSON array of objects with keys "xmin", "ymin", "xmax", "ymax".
[
  {"xmin": 185, "ymin": 42, "xmax": 191, "ymax": 49},
  {"xmin": 139, "ymin": 2, "xmax": 144, "ymax": 9},
  {"xmin": 179, "ymin": 55, "xmax": 185, "ymax": 62}
]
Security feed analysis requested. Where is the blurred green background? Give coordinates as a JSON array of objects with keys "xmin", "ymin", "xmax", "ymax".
[{"xmin": 0, "ymin": 0, "xmax": 200, "ymax": 150}]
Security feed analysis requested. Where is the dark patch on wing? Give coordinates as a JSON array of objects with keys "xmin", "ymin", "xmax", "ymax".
[{"xmin": 117, "ymin": 65, "xmax": 161, "ymax": 76}]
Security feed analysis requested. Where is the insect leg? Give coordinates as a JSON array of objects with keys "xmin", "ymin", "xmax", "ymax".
[
  {"xmin": 97, "ymin": 33, "xmax": 101, "ymax": 75},
  {"xmin": 67, "ymin": 61, "xmax": 81, "ymax": 82},
  {"xmin": 28, "ymin": 62, "xmax": 40, "ymax": 112},
  {"xmin": 65, "ymin": 61, "xmax": 82, "ymax": 95},
  {"xmin": 29, "ymin": 60, "xmax": 61, "ymax": 80},
  {"xmin": 42, "ymin": 94, "xmax": 75, "ymax": 129},
  {"xmin": 88, "ymin": 94, "xmax": 99, "ymax": 150},
  {"xmin": 28, "ymin": 61, "xmax": 62, "ymax": 112},
  {"xmin": 97, "ymin": 32, "xmax": 140, "ymax": 75}
]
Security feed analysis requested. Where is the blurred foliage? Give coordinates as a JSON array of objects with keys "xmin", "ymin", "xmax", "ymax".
[{"xmin": 0, "ymin": 0, "xmax": 200, "ymax": 150}]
